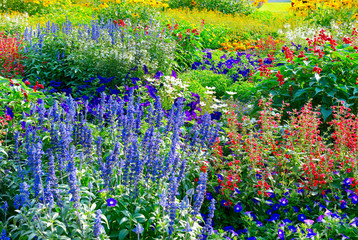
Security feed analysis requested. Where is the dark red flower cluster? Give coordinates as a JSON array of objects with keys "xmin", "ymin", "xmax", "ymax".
[
  {"xmin": 211, "ymin": 99, "xmax": 358, "ymax": 202},
  {"xmin": 0, "ymin": 33, "xmax": 25, "ymax": 79},
  {"xmin": 113, "ymin": 19, "xmax": 127, "ymax": 28}
]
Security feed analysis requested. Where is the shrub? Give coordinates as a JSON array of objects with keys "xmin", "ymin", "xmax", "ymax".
[
  {"xmin": 227, "ymin": 80, "xmax": 257, "ymax": 101},
  {"xmin": 206, "ymin": 99, "xmax": 358, "ymax": 238},
  {"xmin": 0, "ymin": 33, "xmax": 24, "ymax": 79},
  {"xmin": 180, "ymin": 70, "xmax": 232, "ymax": 98},
  {"xmin": 191, "ymin": 50, "xmax": 258, "ymax": 82},
  {"xmin": 22, "ymin": 18, "xmax": 176, "ymax": 90},
  {"xmin": 256, "ymin": 28, "xmax": 358, "ymax": 121},
  {"xmin": 168, "ymin": 0, "xmax": 256, "ymax": 16},
  {"xmin": 95, "ymin": 0, "xmax": 168, "ymax": 25},
  {"xmin": 0, "ymin": 92, "xmax": 219, "ymax": 239},
  {"xmin": 0, "ymin": 76, "xmax": 45, "ymax": 146}
]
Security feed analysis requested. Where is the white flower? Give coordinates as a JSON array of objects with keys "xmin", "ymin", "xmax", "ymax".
[{"xmin": 226, "ymin": 91, "xmax": 237, "ymax": 95}]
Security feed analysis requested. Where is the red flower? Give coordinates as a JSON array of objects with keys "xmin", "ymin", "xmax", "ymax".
[
  {"xmin": 25, "ymin": 80, "xmax": 30, "ymax": 85},
  {"xmin": 276, "ymin": 71, "xmax": 284, "ymax": 86},
  {"xmin": 313, "ymin": 64, "xmax": 322, "ymax": 74},
  {"xmin": 200, "ymin": 165, "xmax": 207, "ymax": 173}
]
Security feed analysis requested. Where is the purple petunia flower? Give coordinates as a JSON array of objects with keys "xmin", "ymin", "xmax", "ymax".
[
  {"xmin": 273, "ymin": 203, "xmax": 280, "ymax": 211},
  {"xmin": 268, "ymin": 213, "xmax": 280, "ymax": 222},
  {"xmin": 317, "ymin": 215, "xmax": 324, "ymax": 222},
  {"xmin": 298, "ymin": 214, "xmax": 306, "ymax": 222},
  {"xmin": 283, "ymin": 218, "xmax": 292, "ymax": 225},
  {"xmin": 324, "ymin": 209, "xmax": 332, "ymax": 216},
  {"xmin": 107, "ymin": 198, "xmax": 117, "ymax": 207},
  {"xmin": 306, "ymin": 229, "xmax": 316, "ymax": 238},
  {"xmin": 206, "ymin": 192, "xmax": 213, "ymax": 201},
  {"xmin": 343, "ymin": 178, "xmax": 352, "ymax": 185},
  {"xmin": 288, "ymin": 225, "xmax": 297, "ymax": 233},
  {"xmin": 279, "ymin": 198, "xmax": 288, "ymax": 207},
  {"xmin": 304, "ymin": 219, "xmax": 314, "ymax": 225},
  {"xmin": 234, "ymin": 203, "xmax": 243, "ymax": 213},
  {"xmin": 278, "ymin": 229, "xmax": 285, "ymax": 240}
]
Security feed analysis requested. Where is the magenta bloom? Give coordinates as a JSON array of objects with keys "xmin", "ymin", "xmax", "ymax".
[
  {"xmin": 107, "ymin": 198, "xmax": 117, "ymax": 207},
  {"xmin": 304, "ymin": 219, "xmax": 314, "ymax": 225}
]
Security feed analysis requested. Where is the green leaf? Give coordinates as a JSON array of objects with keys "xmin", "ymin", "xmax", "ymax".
[
  {"xmin": 293, "ymin": 89, "xmax": 306, "ymax": 99},
  {"xmin": 119, "ymin": 217, "xmax": 128, "ymax": 225},
  {"xmin": 118, "ymin": 229, "xmax": 129, "ymax": 240},
  {"xmin": 321, "ymin": 106, "xmax": 333, "ymax": 121},
  {"xmin": 315, "ymin": 87, "xmax": 323, "ymax": 96},
  {"xmin": 328, "ymin": 73, "xmax": 337, "ymax": 82},
  {"xmin": 0, "ymin": 146, "xmax": 8, "ymax": 156}
]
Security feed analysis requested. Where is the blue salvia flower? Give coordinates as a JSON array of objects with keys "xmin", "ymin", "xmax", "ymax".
[
  {"xmin": 0, "ymin": 229, "xmax": 10, "ymax": 240},
  {"xmin": 44, "ymin": 183, "xmax": 54, "ymax": 208},
  {"xmin": 96, "ymin": 136, "xmax": 103, "ymax": 168},
  {"xmin": 177, "ymin": 158, "xmax": 187, "ymax": 185},
  {"xmin": 83, "ymin": 126, "xmax": 93, "ymax": 162},
  {"xmin": 2, "ymin": 201, "xmax": 8, "ymax": 222},
  {"xmin": 67, "ymin": 146, "xmax": 80, "ymax": 208},
  {"xmin": 47, "ymin": 150, "xmax": 59, "ymax": 200},
  {"xmin": 93, "ymin": 209, "xmax": 103, "ymax": 239},
  {"xmin": 64, "ymin": 95, "xmax": 78, "ymax": 123},
  {"xmin": 134, "ymin": 99, "xmax": 143, "ymax": 134},
  {"xmin": 116, "ymin": 98, "xmax": 124, "ymax": 128},
  {"xmin": 133, "ymin": 223, "xmax": 144, "ymax": 240},
  {"xmin": 37, "ymin": 96, "xmax": 46, "ymax": 126},
  {"xmin": 165, "ymin": 106, "xmax": 175, "ymax": 133},
  {"xmin": 102, "ymin": 142, "xmax": 120, "ymax": 188},
  {"xmin": 128, "ymin": 138, "xmax": 139, "ymax": 187},
  {"xmin": 167, "ymin": 174, "xmax": 179, "ymax": 236},
  {"xmin": 19, "ymin": 182, "xmax": 30, "ymax": 208},
  {"xmin": 145, "ymin": 103, "xmax": 154, "ymax": 125},
  {"xmin": 14, "ymin": 195, "xmax": 21, "ymax": 209},
  {"xmin": 31, "ymin": 141, "xmax": 44, "ymax": 198},
  {"xmin": 202, "ymin": 199, "xmax": 216, "ymax": 235},
  {"xmin": 154, "ymin": 97, "xmax": 163, "ymax": 127},
  {"xmin": 192, "ymin": 172, "xmax": 207, "ymax": 221},
  {"xmin": 2, "ymin": 201, "xmax": 8, "ymax": 213},
  {"xmin": 50, "ymin": 122, "xmax": 60, "ymax": 153}
]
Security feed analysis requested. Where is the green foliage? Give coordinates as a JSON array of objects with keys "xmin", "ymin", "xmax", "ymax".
[
  {"xmin": 307, "ymin": 6, "xmax": 357, "ymax": 27},
  {"xmin": 95, "ymin": 2, "xmax": 160, "ymax": 25},
  {"xmin": 180, "ymin": 70, "xmax": 232, "ymax": 98},
  {"xmin": 22, "ymin": 19, "xmax": 176, "ymax": 95},
  {"xmin": 256, "ymin": 32, "xmax": 358, "ymax": 121},
  {"xmin": 168, "ymin": 0, "xmax": 256, "ymax": 15},
  {"xmin": 0, "ymin": 76, "xmax": 45, "ymax": 120},
  {"xmin": 227, "ymin": 80, "xmax": 257, "ymax": 101}
]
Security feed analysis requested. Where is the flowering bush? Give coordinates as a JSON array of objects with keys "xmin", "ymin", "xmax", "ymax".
[
  {"xmin": 0, "ymin": 33, "xmax": 24, "ymax": 79},
  {"xmin": 0, "ymin": 76, "xmax": 45, "ymax": 147},
  {"xmin": 95, "ymin": 0, "xmax": 168, "ymax": 25},
  {"xmin": 0, "ymin": 92, "xmax": 220, "ymax": 239},
  {"xmin": 168, "ymin": 0, "xmax": 256, "ymax": 15},
  {"xmin": 256, "ymin": 29, "xmax": 358, "ymax": 120},
  {"xmin": 22, "ymin": 18, "xmax": 176, "ymax": 89},
  {"xmin": 205, "ymin": 99, "xmax": 358, "ymax": 238}
]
